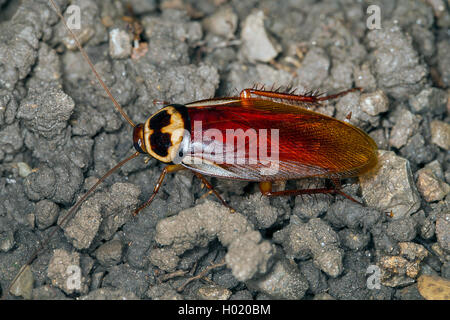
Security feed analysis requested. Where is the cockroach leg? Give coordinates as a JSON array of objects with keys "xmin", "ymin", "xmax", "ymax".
[
  {"xmin": 144, "ymin": 157, "xmax": 152, "ymax": 164},
  {"xmin": 134, "ymin": 164, "xmax": 185, "ymax": 215},
  {"xmin": 177, "ymin": 259, "xmax": 226, "ymax": 293},
  {"xmin": 199, "ymin": 189, "xmax": 214, "ymax": 200},
  {"xmin": 346, "ymin": 111, "xmax": 353, "ymax": 120},
  {"xmin": 259, "ymin": 180, "xmax": 362, "ymax": 204},
  {"xmin": 240, "ymin": 87, "xmax": 362, "ymax": 103},
  {"xmin": 331, "ymin": 178, "xmax": 342, "ymax": 189},
  {"xmin": 333, "ymin": 189, "xmax": 362, "ymax": 205},
  {"xmin": 158, "ymin": 270, "xmax": 188, "ymax": 283},
  {"xmin": 259, "ymin": 182, "xmax": 337, "ymax": 198},
  {"xmin": 193, "ymin": 172, "xmax": 235, "ymax": 213},
  {"xmin": 315, "ymin": 87, "xmax": 363, "ymax": 101},
  {"xmin": 258, "ymin": 181, "xmax": 273, "ymax": 194},
  {"xmin": 330, "ymin": 178, "xmax": 362, "ymax": 205}
]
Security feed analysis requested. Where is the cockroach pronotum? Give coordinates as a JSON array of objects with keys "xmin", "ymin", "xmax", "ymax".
[{"xmin": 4, "ymin": 0, "xmax": 378, "ymax": 298}]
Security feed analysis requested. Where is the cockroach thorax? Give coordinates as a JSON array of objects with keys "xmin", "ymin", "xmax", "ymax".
[{"xmin": 143, "ymin": 104, "xmax": 190, "ymax": 163}]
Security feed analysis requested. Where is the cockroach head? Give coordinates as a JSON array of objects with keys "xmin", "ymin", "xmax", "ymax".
[{"xmin": 133, "ymin": 123, "xmax": 147, "ymax": 154}]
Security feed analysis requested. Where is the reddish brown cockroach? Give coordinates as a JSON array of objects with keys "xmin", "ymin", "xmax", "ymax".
[{"xmin": 4, "ymin": 0, "xmax": 378, "ymax": 298}]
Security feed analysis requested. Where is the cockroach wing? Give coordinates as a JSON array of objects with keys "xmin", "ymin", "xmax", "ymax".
[{"xmin": 181, "ymin": 98, "xmax": 378, "ymax": 182}]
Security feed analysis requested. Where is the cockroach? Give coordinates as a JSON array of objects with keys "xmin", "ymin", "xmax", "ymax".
[{"xmin": 4, "ymin": 0, "xmax": 378, "ymax": 298}]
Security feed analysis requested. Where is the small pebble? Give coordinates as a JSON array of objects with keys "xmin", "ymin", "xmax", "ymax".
[
  {"xmin": 149, "ymin": 247, "xmax": 180, "ymax": 272},
  {"xmin": 94, "ymin": 240, "xmax": 124, "ymax": 267},
  {"xmin": 0, "ymin": 230, "xmax": 15, "ymax": 252},
  {"xmin": 386, "ymin": 217, "xmax": 417, "ymax": 242},
  {"xmin": 203, "ymin": 6, "xmax": 238, "ymax": 38},
  {"xmin": 389, "ymin": 110, "xmax": 419, "ymax": 149},
  {"xmin": 273, "ymin": 216, "xmax": 344, "ymax": 277},
  {"xmin": 35, "ymin": 199, "xmax": 59, "ymax": 230},
  {"xmin": 435, "ymin": 213, "xmax": 450, "ymax": 252},
  {"xmin": 10, "ymin": 265, "xmax": 33, "ymax": 300},
  {"xmin": 313, "ymin": 292, "xmax": 335, "ymax": 300},
  {"xmin": 408, "ymin": 87, "xmax": 447, "ymax": 115},
  {"xmin": 378, "ymin": 242, "xmax": 428, "ymax": 287},
  {"xmin": 246, "ymin": 257, "xmax": 309, "ymax": 300},
  {"xmin": 17, "ymin": 162, "xmax": 32, "ymax": 178},
  {"xmin": 359, "ymin": 90, "xmax": 389, "ymax": 116},
  {"xmin": 80, "ymin": 288, "xmax": 138, "ymax": 300},
  {"xmin": 430, "ymin": 120, "xmax": 450, "ymax": 150},
  {"xmin": 196, "ymin": 285, "xmax": 232, "ymax": 300},
  {"xmin": 360, "ymin": 151, "xmax": 421, "ymax": 219},
  {"xmin": 395, "ymin": 284, "xmax": 424, "ymax": 300},
  {"xmin": 416, "ymin": 167, "xmax": 450, "ymax": 202},
  {"xmin": 32, "ymin": 285, "xmax": 69, "ymax": 300},
  {"xmin": 47, "ymin": 249, "xmax": 87, "ymax": 295},
  {"xmin": 417, "ymin": 275, "xmax": 450, "ymax": 300},
  {"xmin": 339, "ymin": 229, "xmax": 370, "ymax": 251},
  {"xmin": 147, "ymin": 283, "xmax": 183, "ymax": 300},
  {"xmin": 109, "ymin": 29, "xmax": 132, "ymax": 59},
  {"xmin": 62, "ymin": 200, "xmax": 102, "ymax": 250},
  {"xmin": 240, "ymin": 10, "xmax": 280, "ymax": 62}
]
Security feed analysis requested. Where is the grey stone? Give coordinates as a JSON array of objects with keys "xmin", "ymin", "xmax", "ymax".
[
  {"xmin": 273, "ymin": 216, "xmax": 344, "ymax": 277},
  {"xmin": 386, "ymin": 217, "xmax": 417, "ymax": 242},
  {"xmin": 226, "ymin": 231, "xmax": 275, "ymax": 282},
  {"xmin": 94, "ymin": 239, "xmax": 124, "ymax": 267},
  {"xmin": 409, "ymin": 88, "xmax": 447, "ymax": 115},
  {"xmin": 360, "ymin": 151, "xmax": 421, "ymax": 219},
  {"xmin": 389, "ymin": 109, "xmax": 419, "ymax": 149},
  {"xmin": 240, "ymin": 10, "xmax": 280, "ymax": 62},
  {"xmin": 109, "ymin": 29, "xmax": 132, "ymax": 59},
  {"xmin": 431, "ymin": 120, "xmax": 450, "ymax": 150},
  {"xmin": 196, "ymin": 285, "xmax": 232, "ymax": 300},
  {"xmin": 149, "ymin": 247, "xmax": 180, "ymax": 272},
  {"xmin": 247, "ymin": 256, "xmax": 309, "ymax": 300},
  {"xmin": 203, "ymin": 6, "xmax": 238, "ymax": 38},
  {"xmin": 47, "ymin": 249, "xmax": 88, "ymax": 295},
  {"xmin": 80, "ymin": 288, "xmax": 138, "ymax": 300},
  {"xmin": 367, "ymin": 23, "xmax": 428, "ymax": 100},
  {"xmin": 102, "ymin": 263, "xmax": 151, "ymax": 298},
  {"xmin": 35, "ymin": 199, "xmax": 59, "ymax": 230},
  {"xmin": 436, "ymin": 213, "xmax": 450, "ymax": 252},
  {"xmin": 416, "ymin": 166, "xmax": 450, "ymax": 202},
  {"xmin": 339, "ymin": 229, "xmax": 371, "ymax": 251},
  {"xmin": 147, "ymin": 282, "xmax": 183, "ymax": 300},
  {"xmin": 359, "ymin": 89, "xmax": 389, "ymax": 116}
]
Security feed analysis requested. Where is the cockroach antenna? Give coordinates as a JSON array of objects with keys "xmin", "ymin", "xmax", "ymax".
[{"xmin": 49, "ymin": 0, "xmax": 135, "ymax": 128}]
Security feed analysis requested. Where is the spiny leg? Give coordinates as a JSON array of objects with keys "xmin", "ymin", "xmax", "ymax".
[
  {"xmin": 134, "ymin": 164, "xmax": 185, "ymax": 215},
  {"xmin": 259, "ymin": 180, "xmax": 362, "ymax": 204},
  {"xmin": 259, "ymin": 181, "xmax": 338, "ymax": 197},
  {"xmin": 193, "ymin": 172, "xmax": 235, "ymax": 212},
  {"xmin": 330, "ymin": 178, "xmax": 362, "ymax": 205},
  {"xmin": 152, "ymin": 99, "xmax": 170, "ymax": 107},
  {"xmin": 240, "ymin": 87, "xmax": 362, "ymax": 103}
]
